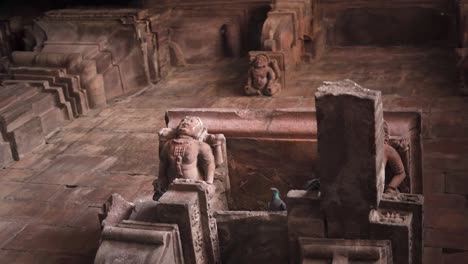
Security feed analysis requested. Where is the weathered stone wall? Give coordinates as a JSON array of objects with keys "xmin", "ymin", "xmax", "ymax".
[
  {"xmin": 321, "ymin": 0, "xmax": 455, "ymax": 46},
  {"xmin": 227, "ymin": 138, "xmax": 316, "ymax": 210},
  {"xmin": 215, "ymin": 211, "xmax": 289, "ymax": 264}
]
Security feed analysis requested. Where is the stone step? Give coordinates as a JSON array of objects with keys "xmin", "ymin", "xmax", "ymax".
[
  {"xmin": 39, "ymin": 106, "xmax": 68, "ymax": 136},
  {"xmin": 9, "ymin": 67, "xmax": 90, "ymax": 116},
  {"xmin": 3, "ymin": 79, "xmax": 75, "ymax": 121},
  {"xmin": 0, "ymin": 82, "xmax": 39, "ymax": 111},
  {"xmin": 0, "ymin": 83, "xmax": 69, "ymax": 163},
  {"xmin": 6, "ymin": 116, "xmax": 44, "ymax": 160},
  {"xmin": 9, "ymin": 67, "xmax": 89, "ymax": 117},
  {"xmin": 1, "ymin": 92, "xmax": 52, "ymax": 132},
  {"xmin": 0, "ymin": 93, "xmax": 47, "ymax": 160},
  {"xmin": 12, "ymin": 73, "xmax": 79, "ymax": 117},
  {"xmin": 0, "ymin": 141, "xmax": 13, "ymax": 167},
  {"xmin": 12, "ymin": 51, "xmax": 107, "ymax": 108}
]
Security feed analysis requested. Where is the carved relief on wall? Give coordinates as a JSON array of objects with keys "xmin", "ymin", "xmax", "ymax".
[
  {"xmin": 383, "ymin": 120, "xmax": 412, "ymax": 195},
  {"xmin": 244, "ymin": 52, "xmax": 284, "ymax": 96}
]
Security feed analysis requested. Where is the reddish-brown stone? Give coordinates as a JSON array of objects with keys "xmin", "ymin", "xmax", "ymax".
[
  {"xmin": 315, "ymin": 80, "xmax": 385, "ymax": 238},
  {"xmin": 423, "ymin": 247, "xmax": 443, "ymax": 264},
  {"xmin": 425, "ymin": 228, "xmax": 468, "ymax": 251}
]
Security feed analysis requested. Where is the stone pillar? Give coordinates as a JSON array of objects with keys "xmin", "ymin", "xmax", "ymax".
[
  {"xmin": 156, "ymin": 179, "xmax": 221, "ymax": 264},
  {"xmin": 315, "ymin": 80, "xmax": 385, "ymax": 238}
]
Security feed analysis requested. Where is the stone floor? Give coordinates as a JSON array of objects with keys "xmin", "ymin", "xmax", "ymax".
[{"xmin": 0, "ymin": 47, "xmax": 467, "ymax": 263}]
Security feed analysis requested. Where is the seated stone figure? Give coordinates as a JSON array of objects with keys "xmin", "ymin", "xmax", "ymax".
[
  {"xmin": 244, "ymin": 54, "xmax": 281, "ymax": 96},
  {"xmin": 154, "ymin": 116, "xmax": 223, "ymax": 200},
  {"xmin": 383, "ymin": 121, "xmax": 407, "ymax": 195}
]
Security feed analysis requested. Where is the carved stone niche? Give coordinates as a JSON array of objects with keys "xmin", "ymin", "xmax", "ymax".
[
  {"xmin": 384, "ymin": 113, "xmax": 422, "ymax": 194},
  {"xmin": 298, "ymin": 238, "xmax": 393, "ymax": 264},
  {"xmin": 95, "ymin": 220, "xmax": 184, "ymax": 264}
]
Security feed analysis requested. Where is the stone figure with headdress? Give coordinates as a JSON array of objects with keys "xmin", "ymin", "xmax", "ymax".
[
  {"xmin": 244, "ymin": 53, "xmax": 282, "ymax": 96},
  {"xmin": 154, "ymin": 116, "xmax": 224, "ymax": 200}
]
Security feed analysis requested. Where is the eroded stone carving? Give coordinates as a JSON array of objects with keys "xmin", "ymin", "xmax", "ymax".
[
  {"xmin": 156, "ymin": 179, "xmax": 221, "ymax": 264},
  {"xmin": 94, "ymin": 220, "xmax": 184, "ymax": 264},
  {"xmin": 383, "ymin": 121, "xmax": 407, "ymax": 195},
  {"xmin": 99, "ymin": 193, "xmax": 135, "ymax": 228},
  {"xmin": 244, "ymin": 54, "xmax": 282, "ymax": 96},
  {"xmin": 155, "ymin": 116, "xmax": 224, "ymax": 200}
]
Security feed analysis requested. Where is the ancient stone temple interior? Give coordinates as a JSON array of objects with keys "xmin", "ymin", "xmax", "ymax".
[{"xmin": 0, "ymin": 0, "xmax": 467, "ymax": 263}]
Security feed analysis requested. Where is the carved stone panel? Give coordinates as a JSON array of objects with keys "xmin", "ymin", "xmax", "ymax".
[
  {"xmin": 369, "ymin": 209, "xmax": 413, "ymax": 264},
  {"xmin": 156, "ymin": 179, "xmax": 221, "ymax": 264},
  {"xmin": 380, "ymin": 193, "xmax": 424, "ymax": 264}
]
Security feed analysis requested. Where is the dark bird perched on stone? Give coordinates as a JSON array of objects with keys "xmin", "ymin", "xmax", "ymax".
[
  {"xmin": 268, "ymin": 188, "xmax": 287, "ymax": 211},
  {"xmin": 304, "ymin": 178, "xmax": 320, "ymax": 192}
]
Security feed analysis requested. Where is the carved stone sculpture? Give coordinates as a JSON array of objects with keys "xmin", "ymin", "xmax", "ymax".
[
  {"xmin": 244, "ymin": 54, "xmax": 282, "ymax": 96},
  {"xmin": 154, "ymin": 116, "xmax": 223, "ymax": 200},
  {"xmin": 383, "ymin": 121, "xmax": 407, "ymax": 195}
]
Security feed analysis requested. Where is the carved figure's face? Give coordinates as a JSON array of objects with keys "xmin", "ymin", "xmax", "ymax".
[
  {"xmin": 177, "ymin": 116, "xmax": 203, "ymax": 138},
  {"xmin": 254, "ymin": 55, "xmax": 268, "ymax": 68}
]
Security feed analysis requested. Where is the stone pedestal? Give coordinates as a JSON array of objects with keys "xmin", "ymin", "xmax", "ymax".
[
  {"xmin": 157, "ymin": 179, "xmax": 221, "ymax": 264},
  {"xmin": 380, "ymin": 193, "xmax": 424, "ymax": 264},
  {"xmin": 369, "ymin": 209, "xmax": 413, "ymax": 264},
  {"xmin": 315, "ymin": 80, "xmax": 385, "ymax": 238},
  {"xmin": 94, "ymin": 220, "xmax": 184, "ymax": 264}
]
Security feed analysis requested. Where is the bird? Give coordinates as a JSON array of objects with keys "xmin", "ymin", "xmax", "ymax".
[
  {"xmin": 304, "ymin": 178, "xmax": 320, "ymax": 192},
  {"xmin": 268, "ymin": 188, "xmax": 287, "ymax": 211}
]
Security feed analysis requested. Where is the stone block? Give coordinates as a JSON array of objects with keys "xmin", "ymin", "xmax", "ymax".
[
  {"xmin": 9, "ymin": 67, "xmax": 88, "ymax": 116},
  {"xmin": 286, "ymin": 190, "xmax": 324, "ymax": 264},
  {"xmin": 3, "ymin": 79, "xmax": 75, "ymax": 121},
  {"xmin": 380, "ymin": 193, "xmax": 423, "ymax": 264},
  {"xmin": 315, "ymin": 80, "xmax": 384, "ymax": 238},
  {"xmin": 156, "ymin": 179, "xmax": 221, "ymax": 264},
  {"xmin": 9, "ymin": 117, "xmax": 44, "ymax": 160},
  {"xmin": 0, "ymin": 142, "xmax": 14, "ymax": 167},
  {"xmin": 94, "ymin": 220, "xmax": 184, "ymax": 264},
  {"xmin": 298, "ymin": 237, "xmax": 393, "ymax": 263},
  {"xmin": 39, "ymin": 107, "xmax": 68, "ymax": 136}
]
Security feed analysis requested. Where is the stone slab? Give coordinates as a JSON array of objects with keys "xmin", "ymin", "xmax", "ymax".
[{"xmin": 315, "ymin": 80, "xmax": 385, "ymax": 238}]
